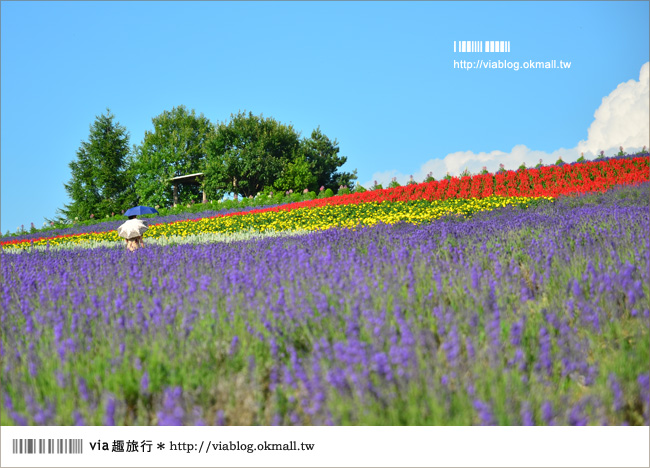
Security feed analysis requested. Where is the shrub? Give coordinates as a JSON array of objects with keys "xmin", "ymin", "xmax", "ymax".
[{"xmin": 290, "ymin": 193, "xmax": 302, "ymax": 203}]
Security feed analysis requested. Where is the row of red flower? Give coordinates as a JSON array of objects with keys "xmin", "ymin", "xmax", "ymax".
[
  {"xmin": 248, "ymin": 157, "xmax": 649, "ymax": 211},
  {"xmin": 1, "ymin": 233, "xmax": 78, "ymax": 247},
  {"xmin": 3, "ymin": 157, "xmax": 648, "ymax": 248},
  {"xmin": 166, "ymin": 157, "xmax": 648, "ymax": 227}
]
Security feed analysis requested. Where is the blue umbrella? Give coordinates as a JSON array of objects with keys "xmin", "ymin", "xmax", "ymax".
[{"xmin": 124, "ymin": 205, "xmax": 159, "ymax": 217}]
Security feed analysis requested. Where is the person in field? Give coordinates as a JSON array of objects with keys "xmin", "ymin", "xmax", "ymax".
[
  {"xmin": 117, "ymin": 215, "xmax": 148, "ymax": 251},
  {"xmin": 125, "ymin": 234, "xmax": 145, "ymax": 252}
]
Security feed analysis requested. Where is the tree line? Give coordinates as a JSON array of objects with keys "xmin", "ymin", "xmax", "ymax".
[{"xmin": 58, "ymin": 106, "xmax": 357, "ymax": 221}]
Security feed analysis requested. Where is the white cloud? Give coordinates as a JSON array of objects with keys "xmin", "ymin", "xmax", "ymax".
[
  {"xmin": 363, "ymin": 62, "xmax": 649, "ymax": 188},
  {"xmin": 577, "ymin": 62, "xmax": 649, "ymax": 157}
]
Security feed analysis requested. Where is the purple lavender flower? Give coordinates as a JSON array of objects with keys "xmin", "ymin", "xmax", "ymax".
[
  {"xmin": 193, "ymin": 407, "xmax": 205, "ymax": 426},
  {"xmin": 104, "ymin": 397, "xmax": 116, "ymax": 426},
  {"xmin": 537, "ymin": 327, "xmax": 552, "ymax": 377},
  {"xmin": 28, "ymin": 360, "xmax": 38, "ymax": 377},
  {"xmin": 486, "ymin": 280, "xmax": 501, "ymax": 353},
  {"xmin": 373, "ymin": 352, "xmax": 393, "ymax": 382},
  {"xmin": 229, "ymin": 335, "xmax": 240, "ymax": 355},
  {"xmin": 78, "ymin": 378, "xmax": 89, "ymax": 401},
  {"xmin": 608, "ymin": 374, "xmax": 624, "ymax": 412},
  {"xmin": 140, "ymin": 371, "xmax": 150, "ymax": 395},
  {"xmin": 465, "ymin": 337, "xmax": 475, "ymax": 360},
  {"xmin": 638, "ymin": 373, "xmax": 650, "ymax": 424},
  {"xmin": 510, "ymin": 318, "xmax": 524, "ymax": 347},
  {"xmin": 541, "ymin": 401, "xmax": 554, "ymax": 425},
  {"xmin": 289, "ymin": 411, "xmax": 301, "ymax": 425},
  {"xmin": 520, "ymin": 402, "xmax": 534, "ymax": 426},
  {"xmin": 11, "ymin": 411, "xmax": 28, "ymax": 425},
  {"xmin": 520, "ymin": 279, "xmax": 532, "ymax": 301},
  {"xmin": 3, "ymin": 393, "xmax": 28, "ymax": 425},
  {"xmin": 568, "ymin": 402, "xmax": 588, "ymax": 426},
  {"xmin": 157, "ymin": 387, "xmax": 184, "ymax": 426},
  {"xmin": 473, "ymin": 399, "xmax": 496, "ymax": 425},
  {"xmin": 510, "ymin": 347, "xmax": 526, "ymax": 372},
  {"xmin": 56, "ymin": 371, "xmax": 66, "ymax": 388},
  {"xmin": 571, "ymin": 279, "xmax": 583, "ymax": 299},
  {"xmin": 442, "ymin": 325, "xmax": 461, "ymax": 368},
  {"xmin": 471, "ymin": 265, "xmax": 481, "ymax": 290},
  {"xmin": 33, "ymin": 403, "xmax": 53, "ymax": 425},
  {"xmin": 638, "ymin": 373, "xmax": 650, "ymax": 400},
  {"xmin": 73, "ymin": 410, "xmax": 85, "ymax": 425}
]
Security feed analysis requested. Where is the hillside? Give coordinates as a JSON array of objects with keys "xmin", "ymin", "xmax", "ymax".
[{"xmin": 1, "ymin": 155, "xmax": 648, "ymax": 426}]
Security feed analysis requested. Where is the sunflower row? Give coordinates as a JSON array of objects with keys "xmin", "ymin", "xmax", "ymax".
[{"xmin": 2, "ymin": 196, "xmax": 551, "ymax": 251}]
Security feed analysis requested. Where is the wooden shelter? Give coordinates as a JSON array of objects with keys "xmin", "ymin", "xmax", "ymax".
[{"xmin": 169, "ymin": 172, "xmax": 206, "ymax": 206}]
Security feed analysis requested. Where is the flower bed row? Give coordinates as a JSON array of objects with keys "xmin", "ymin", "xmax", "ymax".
[
  {"xmin": 272, "ymin": 157, "xmax": 649, "ymax": 209},
  {"xmin": 1, "ymin": 197, "xmax": 551, "ymax": 251},
  {"xmin": 2, "ymin": 157, "xmax": 647, "ymax": 251}
]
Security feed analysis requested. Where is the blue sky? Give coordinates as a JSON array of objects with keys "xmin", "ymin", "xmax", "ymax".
[{"xmin": 1, "ymin": 1, "xmax": 648, "ymax": 234}]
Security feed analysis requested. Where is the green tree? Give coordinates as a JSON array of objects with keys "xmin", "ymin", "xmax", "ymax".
[
  {"xmin": 272, "ymin": 155, "xmax": 316, "ymax": 193},
  {"xmin": 133, "ymin": 105, "xmax": 214, "ymax": 206},
  {"xmin": 203, "ymin": 111, "xmax": 302, "ymax": 198},
  {"xmin": 301, "ymin": 127, "xmax": 357, "ymax": 191},
  {"xmin": 58, "ymin": 109, "xmax": 132, "ymax": 221}
]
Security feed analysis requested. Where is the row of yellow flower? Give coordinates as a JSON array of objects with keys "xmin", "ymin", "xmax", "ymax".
[{"xmin": 3, "ymin": 196, "xmax": 552, "ymax": 251}]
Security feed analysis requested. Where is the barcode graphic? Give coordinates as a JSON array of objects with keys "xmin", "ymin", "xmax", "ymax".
[
  {"xmin": 454, "ymin": 41, "xmax": 510, "ymax": 52},
  {"xmin": 12, "ymin": 439, "xmax": 83, "ymax": 454}
]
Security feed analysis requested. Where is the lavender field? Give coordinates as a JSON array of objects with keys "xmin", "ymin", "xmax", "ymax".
[{"xmin": 2, "ymin": 184, "xmax": 649, "ymax": 426}]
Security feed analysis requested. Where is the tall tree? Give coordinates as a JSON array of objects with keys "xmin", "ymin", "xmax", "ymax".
[
  {"xmin": 301, "ymin": 127, "xmax": 357, "ymax": 190},
  {"xmin": 58, "ymin": 109, "xmax": 132, "ymax": 220},
  {"xmin": 203, "ymin": 111, "xmax": 302, "ymax": 198},
  {"xmin": 272, "ymin": 155, "xmax": 317, "ymax": 194},
  {"xmin": 133, "ymin": 105, "xmax": 214, "ymax": 206}
]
